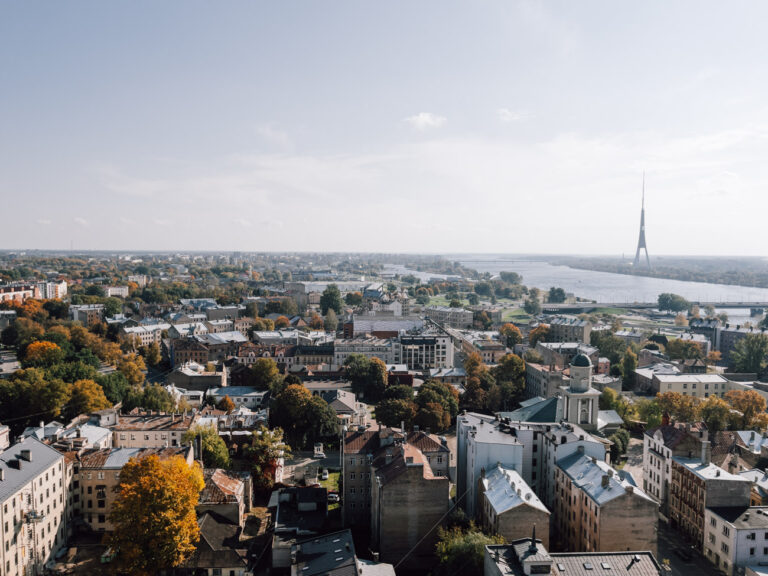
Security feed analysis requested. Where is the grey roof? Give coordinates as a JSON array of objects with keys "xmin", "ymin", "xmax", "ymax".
[
  {"xmin": 0, "ymin": 437, "xmax": 63, "ymax": 503},
  {"xmin": 498, "ymin": 397, "xmax": 559, "ymax": 423},
  {"xmin": 481, "ymin": 465, "xmax": 549, "ymax": 515},
  {"xmin": 571, "ymin": 353, "xmax": 592, "ymax": 368},
  {"xmin": 208, "ymin": 387, "xmax": 267, "ymax": 398},
  {"xmin": 292, "ymin": 529, "xmax": 357, "ymax": 576},
  {"xmin": 597, "ymin": 410, "xmax": 624, "ymax": 430},
  {"xmin": 709, "ymin": 507, "xmax": 768, "ymax": 529},
  {"xmin": 557, "ymin": 452, "xmax": 655, "ymax": 506},
  {"xmin": 672, "ymin": 457, "xmax": 749, "ymax": 481}
]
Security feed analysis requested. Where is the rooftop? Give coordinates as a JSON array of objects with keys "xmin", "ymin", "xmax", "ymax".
[
  {"xmin": 0, "ymin": 437, "xmax": 64, "ymax": 504},
  {"xmin": 481, "ymin": 464, "xmax": 549, "ymax": 515},
  {"xmin": 558, "ymin": 452, "xmax": 654, "ymax": 506},
  {"xmin": 672, "ymin": 457, "xmax": 748, "ymax": 482},
  {"xmin": 709, "ymin": 506, "xmax": 768, "ymax": 529},
  {"xmin": 292, "ymin": 529, "xmax": 357, "ymax": 576}
]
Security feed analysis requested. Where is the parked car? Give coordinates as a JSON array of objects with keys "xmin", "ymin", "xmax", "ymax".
[
  {"xmin": 321, "ymin": 469, "xmax": 329, "ymax": 480},
  {"xmin": 328, "ymin": 493, "xmax": 340, "ymax": 503}
]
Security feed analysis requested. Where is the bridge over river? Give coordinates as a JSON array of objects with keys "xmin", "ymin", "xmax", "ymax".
[{"xmin": 542, "ymin": 301, "xmax": 768, "ymax": 313}]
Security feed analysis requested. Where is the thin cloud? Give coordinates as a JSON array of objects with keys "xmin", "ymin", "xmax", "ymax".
[
  {"xmin": 74, "ymin": 217, "xmax": 89, "ymax": 227},
  {"xmin": 404, "ymin": 112, "xmax": 446, "ymax": 131},
  {"xmin": 497, "ymin": 108, "xmax": 529, "ymax": 123},
  {"xmin": 153, "ymin": 218, "xmax": 173, "ymax": 226},
  {"xmin": 36, "ymin": 219, "xmax": 51, "ymax": 225},
  {"xmin": 233, "ymin": 218, "xmax": 252, "ymax": 227}
]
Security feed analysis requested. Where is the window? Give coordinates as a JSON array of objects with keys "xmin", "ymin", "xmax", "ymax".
[
  {"xmin": 723, "ymin": 526, "xmax": 730, "ymax": 537},
  {"xmin": 721, "ymin": 543, "xmax": 729, "ymax": 554}
]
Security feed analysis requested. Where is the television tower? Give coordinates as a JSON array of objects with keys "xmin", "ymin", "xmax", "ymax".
[{"xmin": 633, "ymin": 173, "xmax": 650, "ymax": 269}]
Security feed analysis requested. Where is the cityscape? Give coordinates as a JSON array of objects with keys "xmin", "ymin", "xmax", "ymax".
[{"xmin": 4, "ymin": 2, "xmax": 768, "ymax": 576}]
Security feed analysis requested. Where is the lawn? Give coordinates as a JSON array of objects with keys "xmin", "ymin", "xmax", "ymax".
[
  {"xmin": 591, "ymin": 307, "xmax": 629, "ymax": 315},
  {"xmin": 502, "ymin": 308, "xmax": 530, "ymax": 322},
  {"xmin": 319, "ymin": 471, "xmax": 341, "ymax": 510}
]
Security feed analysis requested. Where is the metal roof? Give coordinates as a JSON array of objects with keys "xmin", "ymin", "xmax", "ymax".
[{"xmin": 0, "ymin": 437, "xmax": 63, "ymax": 504}]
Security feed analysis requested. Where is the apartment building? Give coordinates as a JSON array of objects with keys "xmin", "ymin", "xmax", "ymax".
[
  {"xmin": 112, "ymin": 411, "xmax": 199, "ymax": 448},
  {"xmin": 207, "ymin": 387, "xmax": 270, "ymax": 411},
  {"xmin": 547, "ymin": 316, "xmax": 592, "ymax": 343},
  {"xmin": 75, "ymin": 445, "xmax": 193, "ymax": 532},
  {"xmin": 704, "ymin": 506, "xmax": 768, "ymax": 576},
  {"xmin": 0, "ymin": 283, "xmax": 38, "ymax": 303},
  {"xmin": 122, "ymin": 322, "xmax": 170, "ymax": 346},
  {"xmin": 642, "ymin": 421, "xmax": 707, "ymax": 514},
  {"xmin": 69, "ymin": 304, "xmax": 105, "ymax": 325},
  {"xmin": 105, "ymin": 286, "xmax": 129, "ymax": 298},
  {"xmin": 719, "ymin": 325, "xmax": 767, "ymax": 365},
  {"xmin": 478, "ymin": 464, "xmax": 550, "ymax": 548},
  {"xmin": 535, "ymin": 342, "xmax": 599, "ymax": 369},
  {"xmin": 424, "ymin": 306, "xmax": 474, "ymax": 329},
  {"xmin": 554, "ymin": 451, "xmax": 657, "ymax": 553},
  {"xmin": 399, "ymin": 333, "xmax": 454, "ymax": 369},
  {"xmin": 333, "ymin": 337, "xmax": 398, "ymax": 366},
  {"xmin": 36, "ymin": 281, "xmax": 67, "ymax": 300},
  {"xmin": 370, "ymin": 442, "xmax": 450, "ymax": 569},
  {"xmin": 524, "ymin": 363, "xmax": 567, "ymax": 400},
  {"xmin": 0, "ymin": 437, "xmax": 68, "ymax": 576},
  {"xmin": 652, "ymin": 374, "xmax": 729, "ymax": 399},
  {"xmin": 669, "ymin": 455, "xmax": 751, "ymax": 549}
]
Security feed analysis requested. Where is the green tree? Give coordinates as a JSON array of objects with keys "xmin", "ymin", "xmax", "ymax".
[
  {"xmin": 0, "ymin": 368, "xmax": 70, "ymax": 434},
  {"xmin": 731, "ymin": 333, "xmax": 768, "ymax": 373},
  {"xmin": 110, "ymin": 455, "xmax": 204, "ymax": 574},
  {"xmin": 344, "ymin": 355, "xmax": 388, "ymax": 402},
  {"xmin": 320, "ymin": 284, "xmax": 343, "ymax": 315},
  {"xmin": 183, "ymin": 425, "xmax": 231, "ymax": 468},
  {"xmin": 345, "ymin": 291, "xmax": 363, "ymax": 306},
  {"xmin": 250, "ymin": 358, "xmax": 281, "ymax": 391},
  {"xmin": 666, "ymin": 339, "xmax": 703, "ymax": 360},
  {"xmin": 248, "ymin": 426, "xmax": 291, "ymax": 491},
  {"xmin": 434, "ymin": 525, "xmax": 504, "ymax": 576},
  {"xmin": 324, "ymin": 309, "xmax": 338, "ymax": 332},
  {"xmin": 523, "ymin": 297, "xmax": 541, "ymax": 315},
  {"xmin": 621, "ymin": 347, "xmax": 637, "ymax": 387},
  {"xmin": 375, "ymin": 398, "xmax": 417, "ymax": 428},
  {"xmin": 657, "ymin": 293, "xmax": 690, "ymax": 312},
  {"xmin": 528, "ymin": 324, "xmax": 549, "ymax": 348},
  {"xmin": 467, "ymin": 293, "xmax": 479, "ymax": 306},
  {"xmin": 547, "ymin": 287, "xmax": 566, "ymax": 303},
  {"xmin": 383, "ymin": 385, "xmax": 414, "ymax": 401}
]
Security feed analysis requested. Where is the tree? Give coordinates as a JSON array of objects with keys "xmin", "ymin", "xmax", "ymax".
[
  {"xmin": 375, "ymin": 398, "xmax": 417, "ymax": 428},
  {"xmin": 528, "ymin": 325, "xmax": 549, "ymax": 348},
  {"xmin": 217, "ymin": 395, "xmax": 236, "ymax": 413},
  {"xmin": 324, "ymin": 309, "xmax": 338, "ymax": 332},
  {"xmin": 140, "ymin": 342, "xmax": 162, "ymax": 367},
  {"xmin": 416, "ymin": 381, "xmax": 459, "ymax": 427},
  {"xmin": 523, "ymin": 297, "xmax": 541, "ymax": 315},
  {"xmin": 110, "ymin": 455, "xmax": 204, "ymax": 574},
  {"xmin": 118, "ymin": 354, "xmax": 147, "ymax": 385},
  {"xmin": 0, "ymin": 368, "xmax": 70, "ymax": 434},
  {"xmin": 499, "ymin": 323, "xmax": 523, "ymax": 347},
  {"xmin": 64, "ymin": 379, "xmax": 111, "ymax": 420},
  {"xmin": 467, "ymin": 293, "xmax": 479, "ymax": 306},
  {"xmin": 251, "ymin": 358, "xmax": 280, "ymax": 391},
  {"xmin": 706, "ymin": 350, "xmax": 722, "ymax": 366},
  {"xmin": 345, "ymin": 291, "xmax": 363, "ymax": 306},
  {"xmin": 731, "ymin": 333, "xmax": 768, "ymax": 373},
  {"xmin": 344, "ymin": 355, "xmax": 388, "ymax": 402},
  {"xmin": 700, "ymin": 396, "xmax": 731, "ymax": 433},
  {"xmin": 487, "ymin": 354, "xmax": 526, "ymax": 412},
  {"xmin": 666, "ymin": 339, "xmax": 703, "ymax": 360},
  {"xmin": 270, "ymin": 384, "xmax": 336, "ymax": 448},
  {"xmin": 434, "ymin": 524, "xmax": 504, "ymax": 576},
  {"xmin": 122, "ymin": 383, "xmax": 175, "ymax": 413},
  {"xmin": 591, "ymin": 331, "xmax": 630, "ymax": 365},
  {"xmin": 320, "ymin": 284, "xmax": 343, "ymax": 315},
  {"xmin": 547, "ymin": 287, "xmax": 566, "ymax": 303},
  {"xmin": 621, "ymin": 347, "xmax": 637, "ymax": 387},
  {"xmin": 383, "ymin": 385, "xmax": 414, "ymax": 401},
  {"xmin": 183, "ymin": 425, "xmax": 231, "ymax": 468},
  {"xmin": 658, "ymin": 293, "xmax": 690, "ymax": 312},
  {"xmin": 674, "ymin": 313, "xmax": 689, "ymax": 327},
  {"xmin": 635, "ymin": 397, "xmax": 663, "ymax": 428},
  {"xmin": 274, "ymin": 315, "xmax": 291, "ymax": 329},
  {"xmin": 23, "ymin": 341, "xmax": 65, "ymax": 368},
  {"xmin": 462, "ymin": 352, "xmax": 491, "ymax": 412},
  {"xmin": 499, "ymin": 271, "xmax": 522, "ymax": 284},
  {"xmin": 656, "ymin": 391, "xmax": 701, "ymax": 423},
  {"xmin": 248, "ymin": 426, "xmax": 291, "ymax": 491},
  {"xmin": 309, "ymin": 314, "xmax": 324, "ymax": 330},
  {"xmin": 523, "ymin": 349, "xmax": 544, "ymax": 364},
  {"xmin": 724, "ymin": 389, "xmax": 768, "ymax": 429}
]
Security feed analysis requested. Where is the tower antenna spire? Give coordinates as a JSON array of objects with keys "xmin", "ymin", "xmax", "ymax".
[{"xmin": 634, "ymin": 173, "xmax": 650, "ymax": 269}]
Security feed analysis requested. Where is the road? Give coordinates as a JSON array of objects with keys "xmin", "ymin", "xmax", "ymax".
[
  {"xmin": 284, "ymin": 451, "xmax": 341, "ymax": 484},
  {"xmin": 656, "ymin": 521, "xmax": 720, "ymax": 576}
]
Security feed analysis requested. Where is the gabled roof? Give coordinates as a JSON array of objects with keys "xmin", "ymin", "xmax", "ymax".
[
  {"xmin": 292, "ymin": 529, "xmax": 357, "ymax": 576},
  {"xmin": 498, "ymin": 397, "xmax": 559, "ymax": 423},
  {"xmin": 186, "ymin": 511, "xmax": 247, "ymax": 569},
  {"xmin": 481, "ymin": 464, "xmax": 549, "ymax": 515},
  {"xmin": 200, "ymin": 469, "xmax": 244, "ymax": 505},
  {"xmin": 0, "ymin": 437, "xmax": 64, "ymax": 504}
]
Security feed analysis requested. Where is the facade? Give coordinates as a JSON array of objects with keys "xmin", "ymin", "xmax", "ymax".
[
  {"xmin": 0, "ymin": 437, "xmax": 68, "ymax": 576},
  {"xmin": 0, "ymin": 283, "xmax": 38, "ymax": 303},
  {"xmin": 478, "ymin": 464, "xmax": 550, "ymax": 548},
  {"xmin": 166, "ymin": 362, "xmax": 227, "ymax": 392},
  {"xmin": 704, "ymin": 506, "xmax": 768, "ymax": 576},
  {"xmin": 37, "ymin": 280, "xmax": 68, "ymax": 300},
  {"xmin": 535, "ymin": 342, "xmax": 599, "ymax": 369},
  {"xmin": 333, "ymin": 337, "xmax": 398, "ymax": 366},
  {"xmin": 719, "ymin": 325, "xmax": 767, "ymax": 365},
  {"xmin": 370, "ymin": 442, "xmax": 450, "ymax": 569},
  {"xmin": 112, "ymin": 411, "xmax": 200, "ymax": 448},
  {"xmin": 652, "ymin": 374, "xmax": 729, "ymax": 399},
  {"xmin": 122, "ymin": 323, "xmax": 170, "ymax": 346},
  {"xmin": 424, "ymin": 306, "xmax": 474, "ymax": 329},
  {"xmin": 398, "ymin": 333, "xmax": 454, "ymax": 369},
  {"xmin": 669, "ymin": 456, "xmax": 751, "ymax": 549},
  {"xmin": 75, "ymin": 445, "xmax": 193, "ymax": 532},
  {"xmin": 207, "ymin": 387, "xmax": 270, "ymax": 411},
  {"xmin": 105, "ymin": 286, "xmax": 129, "ymax": 298},
  {"xmin": 642, "ymin": 422, "xmax": 708, "ymax": 514},
  {"xmin": 554, "ymin": 451, "xmax": 658, "ymax": 553},
  {"xmin": 69, "ymin": 304, "xmax": 105, "ymax": 325},
  {"xmin": 524, "ymin": 363, "xmax": 567, "ymax": 400},
  {"xmin": 547, "ymin": 316, "xmax": 592, "ymax": 343}
]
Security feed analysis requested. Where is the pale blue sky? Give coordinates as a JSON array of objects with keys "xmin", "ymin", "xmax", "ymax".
[{"xmin": 2, "ymin": 1, "xmax": 768, "ymax": 255}]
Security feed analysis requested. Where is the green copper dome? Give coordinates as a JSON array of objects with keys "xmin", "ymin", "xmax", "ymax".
[{"xmin": 571, "ymin": 353, "xmax": 592, "ymax": 368}]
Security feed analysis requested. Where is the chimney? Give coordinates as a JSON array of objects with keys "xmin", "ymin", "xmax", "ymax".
[
  {"xmin": 19, "ymin": 450, "xmax": 31, "ymax": 462},
  {"xmin": 662, "ymin": 411, "xmax": 670, "ymax": 427},
  {"xmin": 0, "ymin": 469, "xmax": 4, "ymax": 481},
  {"xmin": 577, "ymin": 445, "xmax": 585, "ymax": 454},
  {"xmin": 39, "ymin": 420, "xmax": 44, "ymax": 429},
  {"xmin": 701, "ymin": 441, "xmax": 712, "ymax": 466},
  {"xmin": 602, "ymin": 475, "xmax": 610, "ymax": 488},
  {"xmin": 413, "ymin": 425, "xmax": 419, "ymax": 433}
]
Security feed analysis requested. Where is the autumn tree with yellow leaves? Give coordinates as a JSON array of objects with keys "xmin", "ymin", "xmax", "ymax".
[{"xmin": 110, "ymin": 454, "xmax": 204, "ymax": 574}]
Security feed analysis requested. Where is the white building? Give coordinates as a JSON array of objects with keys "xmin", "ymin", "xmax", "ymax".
[
  {"xmin": 0, "ymin": 437, "xmax": 69, "ymax": 576},
  {"xmin": 704, "ymin": 506, "xmax": 768, "ymax": 576},
  {"xmin": 122, "ymin": 323, "xmax": 171, "ymax": 346},
  {"xmin": 37, "ymin": 281, "xmax": 68, "ymax": 300},
  {"xmin": 105, "ymin": 286, "xmax": 130, "ymax": 298},
  {"xmin": 653, "ymin": 374, "xmax": 729, "ymax": 399},
  {"xmin": 206, "ymin": 387, "xmax": 270, "ymax": 410}
]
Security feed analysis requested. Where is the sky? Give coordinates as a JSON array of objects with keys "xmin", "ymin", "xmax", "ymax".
[{"xmin": 2, "ymin": 1, "xmax": 768, "ymax": 256}]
